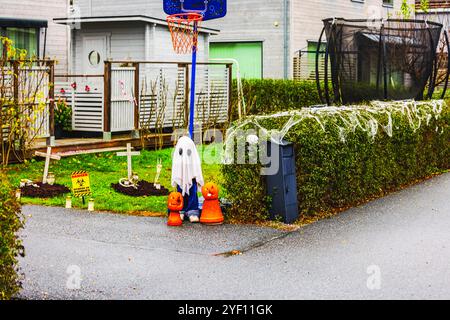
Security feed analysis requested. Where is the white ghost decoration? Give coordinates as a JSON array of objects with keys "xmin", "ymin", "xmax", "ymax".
[{"xmin": 171, "ymin": 136, "xmax": 204, "ymax": 196}]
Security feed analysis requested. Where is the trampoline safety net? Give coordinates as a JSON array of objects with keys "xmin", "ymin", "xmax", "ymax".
[{"xmin": 316, "ymin": 18, "xmax": 444, "ymax": 105}]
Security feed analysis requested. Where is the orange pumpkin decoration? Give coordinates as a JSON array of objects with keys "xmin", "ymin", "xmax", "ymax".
[
  {"xmin": 202, "ymin": 182, "xmax": 219, "ymax": 200},
  {"xmin": 167, "ymin": 192, "xmax": 184, "ymax": 227},
  {"xmin": 200, "ymin": 182, "xmax": 224, "ymax": 225}
]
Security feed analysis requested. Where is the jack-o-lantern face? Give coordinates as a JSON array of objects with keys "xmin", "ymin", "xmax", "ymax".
[
  {"xmin": 168, "ymin": 192, "xmax": 184, "ymax": 211},
  {"xmin": 202, "ymin": 182, "xmax": 219, "ymax": 200}
]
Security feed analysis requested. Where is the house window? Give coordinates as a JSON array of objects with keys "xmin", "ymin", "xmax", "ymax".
[
  {"xmin": 88, "ymin": 50, "xmax": 101, "ymax": 66},
  {"xmin": 1, "ymin": 27, "xmax": 39, "ymax": 57},
  {"xmin": 383, "ymin": 0, "xmax": 394, "ymax": 7}
]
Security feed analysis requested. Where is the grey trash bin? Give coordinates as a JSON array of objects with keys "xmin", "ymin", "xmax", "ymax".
[{"xmin": 265, "ymin": 140, "xmax": 299, "ymax": 224}]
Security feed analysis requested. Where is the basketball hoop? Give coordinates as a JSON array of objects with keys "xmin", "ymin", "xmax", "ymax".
[
  {"xmin": 163, "ymin": 0, "xmax": 227, "ymax": 139},
  {"xmin": 167, "ymin": 13, "xmax": 203, "ymax": 54}
]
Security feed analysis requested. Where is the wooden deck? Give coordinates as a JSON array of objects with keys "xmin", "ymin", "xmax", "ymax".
[{"xmin": 32, "ymin": 134, "xmax": 175, "ymax": 156}]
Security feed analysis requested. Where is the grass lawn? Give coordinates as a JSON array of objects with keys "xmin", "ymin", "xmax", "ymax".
[{"xmin": 5, "ymin": 145, "xmax": 223, "ymax": 215}]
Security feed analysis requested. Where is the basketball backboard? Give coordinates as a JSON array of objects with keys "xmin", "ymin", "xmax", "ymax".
[{"xmin": 163, "ymin": 0, "xmax": 227, "ymax": 21}]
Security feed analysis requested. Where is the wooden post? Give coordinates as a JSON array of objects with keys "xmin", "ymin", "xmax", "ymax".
[
  {"xmin": 12, "ymin": 61, "xmax": 19, "ymax": 105},
  {"xmin": 47, "ymin": 61, "xmax": 55, "ymax": 145},
  {"xmin": 103, "ymin": 61, "xmax": 112, "ymax": 140},
  {"xmin": 227, "ymin": 63, "xmax": 233, "ymax": 123},
  {"xmin": 133, "ymin": 62, "xmax": 140, "ymax": 131},
  {"xmin": 183, "ymin": 63, "xmax": 190, "ymax": 128},
  {"xmin": 12, "ymin": 61, "xmax": 21, "ymax": 152}
]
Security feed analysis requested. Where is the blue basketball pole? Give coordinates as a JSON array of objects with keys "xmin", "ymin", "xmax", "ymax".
[{"xmin": 189, "ymin": 22, "xmax": 198, "ymax": 139}]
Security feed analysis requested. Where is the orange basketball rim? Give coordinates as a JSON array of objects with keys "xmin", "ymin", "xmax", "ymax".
[{"xmin": 167, "ymin": 13, "xmax": 203, "ymax": 54}]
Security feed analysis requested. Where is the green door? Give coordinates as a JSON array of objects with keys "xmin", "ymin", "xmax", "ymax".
[{"xmin": 209, "ymin": 42, "xmax": 263, "ymax": 79}]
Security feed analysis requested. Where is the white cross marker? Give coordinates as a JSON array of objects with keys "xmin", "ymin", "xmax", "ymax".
[
  {"xmin": 154, "ymin": 158, "xmax": 163, "ymax": 190},
  {"xmin": 34, "ymin": 147, "xmax": 61, "ymax": 184},
  {"xmin": 117, "ymin": 143, "xmax": 140, "ymax": 181}
]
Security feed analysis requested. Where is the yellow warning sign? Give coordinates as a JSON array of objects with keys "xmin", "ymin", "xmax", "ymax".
[{"xmin": 71, "ymin": 171, "xmax": 92, "ymax": 197}]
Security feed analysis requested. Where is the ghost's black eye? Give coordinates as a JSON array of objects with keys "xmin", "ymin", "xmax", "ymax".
[
  {"xmin": 179, "ymin": 148, "xmax": 183, "ymax": 156},
  {"xmin": 187, "ymin": 149, "xmax": 192, "ymax": 156}
]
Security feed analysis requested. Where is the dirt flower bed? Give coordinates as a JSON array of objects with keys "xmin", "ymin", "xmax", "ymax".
[
  {"xmin": 111, "ymin": 180, "xmax": 170, "ymax": 197},
  {"xmin": 20, "ymin": 183, "xmax": 70, "ymax": 198}
]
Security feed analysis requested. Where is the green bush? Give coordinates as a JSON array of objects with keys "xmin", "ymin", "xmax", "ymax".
[
  {"xmin": 55, "ymin": 98, "xmax": 72, "ymax": 131},
  {"xmin": 221, "ymin": 100, "xmax": 450, "ymax": 222},
  {"xmin": 221, "ymin": 163, "xmax": 271, "ymax": 223},
  {"xmin": 0, "ymin": 171, "xmax": 24, "ymax": 300},
  {"xmin": 232, "ymin": 79, "xmax": 322, "ymax": 118}
]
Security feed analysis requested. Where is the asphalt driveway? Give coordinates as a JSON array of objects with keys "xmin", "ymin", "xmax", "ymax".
[{"xmin": 18, "ymin": 173, "xmax": 450, "ymax": 299}]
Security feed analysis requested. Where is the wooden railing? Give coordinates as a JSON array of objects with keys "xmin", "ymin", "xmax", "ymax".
[
  {"xmin": 103, "ymin": 60, "xmax": 232, "ymax": 139},
  {"xmin": 52, "ymin": 60, "xmax": 232, "ymax": 141}
]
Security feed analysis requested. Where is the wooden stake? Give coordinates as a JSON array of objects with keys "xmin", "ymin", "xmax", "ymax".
[
  {"xmin": 154, "ymin": 158, "xmax": 162, "ymax": 190},
  {"xmin": 34, "ymin": 147, "xmax": 61, "ymax": 184}
]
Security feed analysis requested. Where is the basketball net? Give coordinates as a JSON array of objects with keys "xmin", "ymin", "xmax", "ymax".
[{"xmin": 167, "ymin": 13, "xmax": 203, "ymax": 54}]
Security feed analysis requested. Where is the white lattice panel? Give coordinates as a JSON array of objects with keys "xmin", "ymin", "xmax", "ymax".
[{"xmin": 56, "ymin": 81, "xmax": 104, "ymax": 132}]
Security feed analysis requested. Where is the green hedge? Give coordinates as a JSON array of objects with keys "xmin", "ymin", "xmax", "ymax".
[
  {"xmin": 232, "ymin": 79, "xmax": 321, "ymax": 118},
  {"xmin": 0, "ymin": 171, "xmax": 24, "ymax": 300},
  {"xmin": 221, "ymin": 100, "xmax": 450, "ymax": 222}
]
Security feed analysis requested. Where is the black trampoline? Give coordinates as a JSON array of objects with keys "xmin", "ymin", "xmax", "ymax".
[{"xmin": 316, "ymin": 18, "xmax": 448, "ymax": 105}]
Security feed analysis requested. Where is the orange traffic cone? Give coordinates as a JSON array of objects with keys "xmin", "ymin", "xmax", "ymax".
[
  {"xmin": 200, "ymin": 182, "xmax": 224, "ymax": 225},
  {"xmin": 167, "ymin": 192, "xmax": 184, "ymax": 227}
]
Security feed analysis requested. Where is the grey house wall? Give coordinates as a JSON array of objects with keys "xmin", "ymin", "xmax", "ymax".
[
  {"xmin": 71, "ymin": 21, "xmax": 209, "ymax": 74},
  {"xmin": 72, "ymin": 22, "xmax": 145, "ymax": 74},
  {"xmin": 72, "ymin": 0, "xmax": 166, "ymax": 19},
  {"xmin": 71, "ymin": 0, "xmax": 413, "ymax": 79},
  {"xmin": 184, "ymin": 0, "xmax": 409, "ymax": 79},
  {"xmin": 1, "ymin": 0, "xmax": 69, "ymax": 73},
  {"xmin": 72, "ymin": 0, "xmax": 285, "ymax": 78}
]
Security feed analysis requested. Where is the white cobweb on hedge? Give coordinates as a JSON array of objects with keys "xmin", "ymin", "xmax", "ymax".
[{"xmin": 224, "ymin": 100, "xmax": 446, "ymax": 151}]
